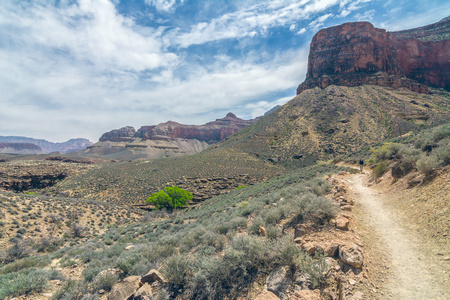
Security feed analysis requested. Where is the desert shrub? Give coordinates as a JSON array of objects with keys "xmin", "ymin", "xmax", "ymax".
[
  {"xmin": 0, "ymin": 268, "xmax": 51, "ymax": 298},
  {"xmin": 297, "ymin": 251, "xmax": 328, "ymax": 288},
  {"xmin": 295, "ymin": 193, "xmax": 336, "ymax": 223},
  {"xmin": 265, "ymin": 225, "xmax": 280, "ymax": 240},
  {"xmin": 83, "ymin": 264, "xmax": 103, "ymax": 282},
  {"xmin": 146, "ymin": 187, "xmax": 192, "ymax": 211},
  {"xmin": 0, "ymin": 256, "xmax": 51, "ymax": 274},
  {"xmin": 373, "ymin": 160, "xmax": 388, "ymax": 178},
  {"xmin": 117, "ymin": 252, "xmax": 144, "ymax": 275},
  {"xmin": 89, "ymin": 271, "xmax": 119, "ymax": 293},
  {"xmin": 275, "ymin": 236, "xmax": 301, "ymax": 268},
  {"xmin": 71, "ymin": 223, "xmax": 89, "ymax": 238},
  {"xmin": 52, "ymin": 280, "xmax": 90, "ymax": 300},
  {"xmin": 4, "ymin": 239, "xmax": 32, "ymax": 263},
  {"xmin": 371, "ymin": 143, "xmax": 404, "ymax": 162},
  {"xmin": 416, "ymin": 154, "xmax": 440, "ymax": 174},
  {"xmin": 262, "ymin": 207, "xmax": 284, "ymax": 225},
  {"xmin": 434, "ymin": 138, "xmax": 450, "ymax": 165},
  {"xmin": 311, "ymin": 178, "xmax": 331, "ymax": 196},
  {"xmin": 248, "ymin": 217, "xmax": 265, "ymax": 235},
  {"xmin": 415, "ymin": 123, "xmax": 450, "ymax": 149},
  {"xmin": 214, "ymin": 222, "xmax": 232, "ymax": 235},
  {"xmin": 36, "ymin": 236, "xmax": 62, "ymax": 253},
  {"xmin": 163, "ymin": 255, "xmax": 191, "ymax": 287}
]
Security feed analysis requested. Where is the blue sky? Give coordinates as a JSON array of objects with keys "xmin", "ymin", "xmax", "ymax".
[{"xmin": 1, "ymin": 0, "xmax": 449, "ymax": 142}]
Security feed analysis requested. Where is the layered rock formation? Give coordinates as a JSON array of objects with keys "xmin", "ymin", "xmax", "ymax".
[
  {"xmin": 85, "ymin": 113, "xmax": 257, "ymax": 160},
  {"xmin": 100, "ymin": 113, "xmax": 254, "ymax": 144},
  {"xmin": 297, "ymin": 17, "xmax": 450, "ymax": 94}
]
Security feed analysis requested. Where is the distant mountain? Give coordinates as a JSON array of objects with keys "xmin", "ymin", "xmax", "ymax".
[
  {"xmin": 0, "ymin": 136, "xmax": 93, "ymax": 154},
  {"xmin": 76, "ymin": 113, "xmax": 258, "ymax": 160},
  {"xmin": 0, "ymin": 142, "xmax": 43, "ymax": 154}
]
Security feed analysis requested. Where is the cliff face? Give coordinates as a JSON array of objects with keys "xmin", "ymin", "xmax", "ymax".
[
  {"xmin": 87, "ymin": 113, "xmax": 256, "ymax": 160},
  {"xmin": 297, "ymin": 18, "xmax": 450, "ymax": 94},
  {"xmin": 101, "ymin": 113, "xmax": 255, "ymax": 144}
]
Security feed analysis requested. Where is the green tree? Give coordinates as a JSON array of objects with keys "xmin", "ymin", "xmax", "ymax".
[{"xmin": 146, "ymin": 187, "xmax": 192, "ymax": 211}]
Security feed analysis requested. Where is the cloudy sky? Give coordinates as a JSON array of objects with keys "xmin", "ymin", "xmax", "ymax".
[{"xmin": 1, "ymin": 0, "xmax": 449, "ymax": 142}]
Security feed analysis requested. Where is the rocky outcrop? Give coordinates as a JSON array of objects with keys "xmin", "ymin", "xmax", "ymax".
[
  {"xmin": 297, "ymin": 18, "xmax": 450, "ymax": 94},
  {"xmin": 99, "ymin": 126, "xmax": 136, "ymax": 142},
  {"xmin": 101, "ymin": 113, "xmax": 255, "ymax": 144},
  {"xmin": 0, "ymin": 160, "xmax": 94, "ymax": 192},
  {"xmin": 87, "ymin": 113, "xmax": 257, "ymax": 160}
]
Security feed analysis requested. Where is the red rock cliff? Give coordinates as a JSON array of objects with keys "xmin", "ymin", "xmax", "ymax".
[
  {"xmin": 297, "ymin": 18, "xmax": 450, "ymax": 94},
  {"xmin": 101, "ymin": 113, "xmax": 256, "ymax": 144}
]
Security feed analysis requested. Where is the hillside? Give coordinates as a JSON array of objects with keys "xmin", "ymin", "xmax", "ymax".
[
  {"xmin": 47, "ymin": 148, "xmax": 284, "ymax": 205},
  {"xmin": 218, "ymin": 85, "xmax": 450, "ymax": 167}
]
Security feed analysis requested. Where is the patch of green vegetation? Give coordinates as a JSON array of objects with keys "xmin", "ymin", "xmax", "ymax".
[{"xmin": 146, "ymin": 187, "xmax": 192, "ymax": 211}]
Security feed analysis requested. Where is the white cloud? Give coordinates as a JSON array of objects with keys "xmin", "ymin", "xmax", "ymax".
[
  {"xmin": 169, "ymin": 0, "xmax": 343, "ymax": 48},
  {"xmin": 308, "ymin": 13, "xmax": 334, "ymax": 29},
  {"xmin": 145, "ymin": 0, "xmax": 185, "ymax": 13},
  {"xmin": 297, "ymin": 28, "xmax": 307, "ymax": 34},
  {"xmin": 354, "ymin": 9, "xmax": 375, "ymax": 21},
  {"xmin": 0, "ymin": 0, "xmax": 177, "ymax": 73}
]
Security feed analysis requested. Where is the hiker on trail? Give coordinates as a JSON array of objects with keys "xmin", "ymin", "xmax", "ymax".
[{"xmin": 359, "ymin": 158, "xmax": 364, "ymax": 173}]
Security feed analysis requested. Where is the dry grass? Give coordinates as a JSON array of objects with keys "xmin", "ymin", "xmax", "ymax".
[{"xmin": 0, "ymin": 192, "xmax": 141, "ymax": 255}]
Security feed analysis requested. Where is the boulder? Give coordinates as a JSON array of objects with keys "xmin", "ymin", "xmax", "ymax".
[
  {"xmin": 335, "ymin": 217, "xmax": 349, "ymax": 230},
  {"xmin": 267, "ymin": 266, "xmax": 291, "ymax": 299},
  {"xmin": 141, "ymin": 269, "xmax": 166, "ymax": 284},
  {"xmin": 294, "ymin": 223, "xmax": 313, "ymax": 238},
  {"xmin": 107, "ymin": 276, "xmax": 140, "ymax": 300},
  {"xmin": 324, "ymin": 241, "xmax": 340, "ymax": 257},
  {"xmin": 133, "ymin": 283, "xmax": 153, "ymax": 300},
  {"xmin": 259, "ymin": 226, "xmax": 267, "ymax": 236},
  {"xmin": 292, "ymin": 289, "xmax": 321, "ymax": 300},
  {"xmin": 349, "ymin": 291, "xmax": 364, "ymax": 300},
  {"xmin": 254, "ymin": 290, "xmax": 280, "ymax": 300},
  {"xmin": 301, "ymin": 242, "xmax": 317, "ymax": 256},
  {"xmin": 339, "ymin": 244, "xmax": 364, "ymax": 268}
]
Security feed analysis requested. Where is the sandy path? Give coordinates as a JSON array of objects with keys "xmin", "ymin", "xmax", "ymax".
[{"xmin": 347, "ymin": 174, "xmax": 446, "ymax": 299}]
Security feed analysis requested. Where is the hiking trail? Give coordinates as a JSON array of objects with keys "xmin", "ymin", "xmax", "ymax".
[{"xmin": 343, "ymin": 172, "xmax": 447, "ymax": 299}]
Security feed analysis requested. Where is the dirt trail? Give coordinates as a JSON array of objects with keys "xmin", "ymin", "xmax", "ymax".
[{"xmin": 346, "ymin": 173, "xmax": 446, "ymax": 299}]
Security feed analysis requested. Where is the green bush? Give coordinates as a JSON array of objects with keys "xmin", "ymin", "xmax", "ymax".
[
  {"xmin": 0, "ymin": 268, "xmax": 51, "ymax": 298},
  {"xmin": 297, "ymin": 251, "xmax": 328, "ymax": 288},
  {"xmin": 373, "ymin": 160, "xmax": 388, "ymax": 178},
  {"xmin": 371, "ymin": 143, "xmax": 404, "ymax": 162},
  {"xmin": 90, "ymin": 271, "xmax": 119, "ymax": 293},
  {"xmin": 163, "ymin": 255, "xmax": 191, "ymax": 287},
  {"xmin": 294, "ymin": 193, "xmax": 336, "ymax": 223},
  {"xmin": 416, "ymin": 154, "xmax": 440, "ymax": 174},
  {"xmin": 435, "ymin": 138, "xmax": 450, "ymax": 165},
  {"xmin": 146, "ymin": 187, "xmax": 192, "ymax": 211}
]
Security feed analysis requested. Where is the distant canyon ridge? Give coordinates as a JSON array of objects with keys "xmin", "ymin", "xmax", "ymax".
[
  {"xmin": 78, "ymin": 113, "xmax": 259, "ymax": 160},
  {"xmin": 297, "ymin": 17, "xmax": 450, "ymax": 94},
  {"xmin": 0, "ymin": 136, "xmax": 92, "ymax": 154}
]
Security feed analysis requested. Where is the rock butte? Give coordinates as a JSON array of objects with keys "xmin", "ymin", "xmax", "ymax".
[{"xmin": 297, "ymin": 20, "xmax": 450, "ymax": 94}]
